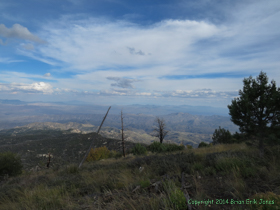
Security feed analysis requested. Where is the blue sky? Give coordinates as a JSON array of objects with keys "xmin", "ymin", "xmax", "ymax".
[{"xmin": 0, "ymin": 0, "xmax": 279, "ymax": 108}]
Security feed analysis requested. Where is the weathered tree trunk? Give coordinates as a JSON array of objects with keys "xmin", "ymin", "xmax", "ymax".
[
  {"xmin": 46, "ymin": 153, "xmax": 51, "ymax": 168},
  {"xmin": 78, "ymin": 106, "xmax": 111, "ymax": 168},
  {"xmin": 181, "ymin": 172, "xmax": 192, "ymax": 210},
  {"xmin": 121, "ymin": 110, "xmax": 126, "ymax": 157}
]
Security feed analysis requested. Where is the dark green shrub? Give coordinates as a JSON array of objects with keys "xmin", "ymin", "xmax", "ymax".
[
  {"xmin": 212, "ymin": 126, "xmax": 233, "ymax": 145},
  {"xmin": 0, "ymin": 152, "xmax": 23, "ymax": 177},
  {"xmin": 165, "ymin": 143, "xmax": 184, "ymax": 152},
  {"xmin": 198, "ymin": 141, "xmax": 209, "ymax": 148},
  {"xmin": 232, "ymin": 132, "xmax": 249, "ymax": 143},
  {"xmin": 192, "ymin": 162, "xmax": 204, "ymax": 171},
  {"xmin": 241, "ymin": 166, "xmax": 257, "ymax": 178},
  {"xmin": 148, "ymin": 141, "xmax": 165, "ymax": 153},
  {"xmin": 109, "ymin": 150, "xmax": 123, "ymax": 159},
  {"xmin": 204, "ymin": 166, "xmax": 216, "ymax": 175},
  {"xmin": 266, "ymin": 133, "xmax": 280, "ymax": 146},
  {"xmin": 148, "ymin": 142, "xmax": 184, "ymax": 153},
  {"xmin": 138, "ymin": 179, "xmax": 150, "ymax": 188},
  {"xmin": 66, "ymin": 164, "xmax": 79, "ymax": 174},
  {"xmin": 131, "ymin": 143, "xmax": 147, "ymax": 155}
]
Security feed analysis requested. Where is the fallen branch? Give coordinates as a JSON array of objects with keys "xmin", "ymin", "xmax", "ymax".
[{"xmin": 181, "ymin": 172, "xmax": 192, "ymax": 210}]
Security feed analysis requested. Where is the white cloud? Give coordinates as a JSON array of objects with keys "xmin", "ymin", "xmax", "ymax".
[
  {"xmin": 44, "ymin": 73, "xmax": 51, "ymax": 77},
  {"xmin": 0, "ymin": 82, "xmax": 54, "ymax": 94},
  {"xmin": 135, "ymin": 92, "xmax": 152, "ymax": 96},
  {"xmin": 0, "ymin": 23, "xmax": 45, "ymax": 43}
]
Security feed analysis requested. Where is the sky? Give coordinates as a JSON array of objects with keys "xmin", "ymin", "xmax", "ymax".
[{"xmin": 0, "ymin": 0, "xmax": 279, "ymax": 108}]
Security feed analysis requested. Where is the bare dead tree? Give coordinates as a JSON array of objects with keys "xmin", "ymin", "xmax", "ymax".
[
  {"xmin": 153, "ymin": 117, "xmax": 168, "ymax": 144},
  {"xmin": 78, "ymin": 106, "xmax": 111, "ymax": 168},
  {"xmin": 46, "ymin": 153, "xmax": 51, "ymax": 168},
  {"xmin": 121, "ymin": 110, "xmax": 126, "ymax": 157}
]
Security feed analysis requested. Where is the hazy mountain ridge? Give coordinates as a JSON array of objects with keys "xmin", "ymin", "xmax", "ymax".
[
  {"xmin": 0, "ymin": 112, "xmax": 238, "ymax": 134},
  {"xmin": 0, "ymin": 119, "xmax": 227, "ymax": 148},
  {"xmin": 0, "ymin": 99, "xmax": 238, "ymax": 147}
]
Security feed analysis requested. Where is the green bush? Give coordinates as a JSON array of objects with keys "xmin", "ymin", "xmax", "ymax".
[
  {"xmin": 139, "ymin": 179, "xmax": 150, "ymax": 188},
  {"xmin": 66, "ymin": 164, "xmax": 79, "ymax": 174},
  {"xmin": 148, "ymin": 141, "xmax": 165, "ymax": 153},
  {"xmin": 198, "ymin": 141, "xmax": 209, "ymax": 148},
  {"xmin": 204, "ymin": 166, "xmax": 216, "ymax": 175},
  {"xmin": 165, "ymin": 143, "xmax": 184, "ymax": 152},
  {"xmin": 212, "ymin": 126, "xmax": 234, "ymax": 145},
  {"xmin": 163, "ymin": 180, "xmax": 187, "ymax": 210},
  {"xmin": 109, "ymin": 150, "xmax": 123, "ymax": 159},
  {"xmin": 148, "ymin": 142, "xmax": 184, "ymax": 153},
  {"xmin": 192, "ymin": 162, "xmax": 204, "ymax": 171},
  {"xmin": 169, "ymin": 189, "xmax": 187, "ymax": 210},
  {"xmin": 0, "ymin": 152, "xmax": 23, "ymax": 177},
  {"xmin": 131, "ymin": 143, "xmax": 147, "ymax": 155}
]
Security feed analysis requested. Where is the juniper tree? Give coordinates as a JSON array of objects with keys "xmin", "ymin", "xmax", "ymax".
[{"xmin": 228, "ymin": 71, "xmax": 280, "ymax": 156}]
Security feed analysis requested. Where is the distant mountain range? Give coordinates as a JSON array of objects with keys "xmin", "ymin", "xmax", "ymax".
[
  {"xmin": 0, "ymin": 99, "xmax": 230, "ymax": 116},
  {"xmin": 0, "ymin": 99, "xmax": 239, "ymax": 147},
  {"xmin": 0, "ymin": 111, "xmax": 238, "ymax": 147}
]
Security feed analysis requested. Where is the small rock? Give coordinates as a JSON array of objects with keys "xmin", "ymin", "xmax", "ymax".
[{"xmin": 139, "ymin": 166, "xmax": 144, "ymax": 173}]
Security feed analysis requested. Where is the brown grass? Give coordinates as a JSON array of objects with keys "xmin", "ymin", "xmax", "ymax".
[{"xmin": 0, "ymin": 143, "xmax": 279, "ymax": 210}]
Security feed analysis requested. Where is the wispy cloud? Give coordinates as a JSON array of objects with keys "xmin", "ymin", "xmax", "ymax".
[
  {"xmin": 27, "ymin": 18, "xmax": 220, "ymax": 71},
  {"xmin": 159, "ymin": 72, "xmax": 250, "ymax": 80},
  {"xmin": 0, "ymin": 57, "xmax": 24, "ymax": 63}
]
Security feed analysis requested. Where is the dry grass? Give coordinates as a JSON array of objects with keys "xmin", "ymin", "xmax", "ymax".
[{"xmin": 1, "ymin": 142, "xmax": 279, "ymax": 210}]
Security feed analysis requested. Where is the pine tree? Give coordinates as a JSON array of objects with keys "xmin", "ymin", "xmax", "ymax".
[{"xmin": 228, "ymin": 71, "xmax": 280, "ymax": 156}]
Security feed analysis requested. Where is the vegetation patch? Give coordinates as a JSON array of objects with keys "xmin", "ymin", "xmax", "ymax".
[
  {"xmin": 131, "ymin": 143, "xmax": 147, "ymax": 156},
  {"xmin": 0, "ymin": 152, "xmax": 23, "ymax": 177},
  {"xmin": 86, "ymin": 146, "xmax": 110, "ymax": 162},
  {"xmin": 147, "ymin": 141, "xmax": 184, "ymax": 153}
]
